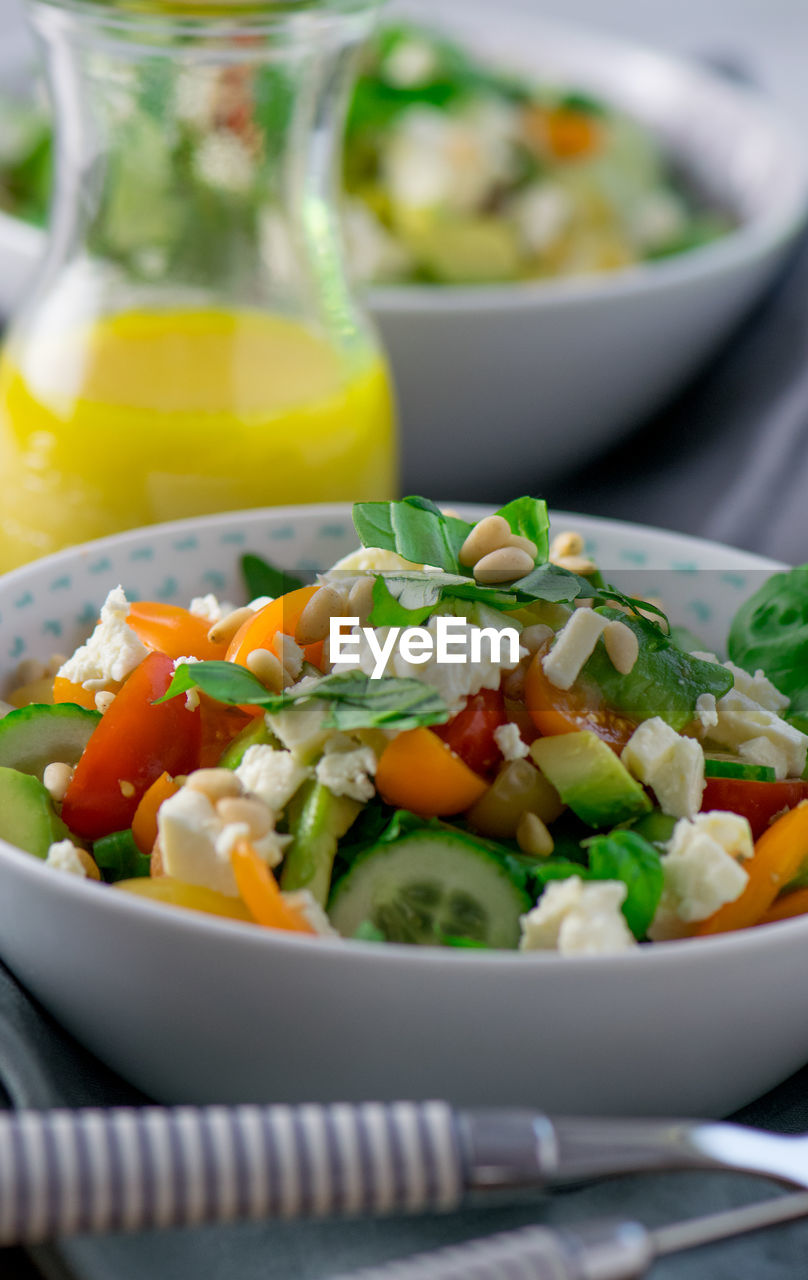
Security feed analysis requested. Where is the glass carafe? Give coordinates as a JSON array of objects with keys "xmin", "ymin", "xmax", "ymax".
[{"xmin": 0, "ymin": 0, "xmax": 397, "ymax": 570}]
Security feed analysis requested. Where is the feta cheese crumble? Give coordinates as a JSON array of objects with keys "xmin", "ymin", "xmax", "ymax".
[
  {"xmin": 648, "ymin": 810, "xmax": 753, "ymax": 939},
  {"xmin": 621, "ymin": 718, "xmax": 705, "ymax": 819},
  {"xmin": 45, "ymin": 840, "xmax": 89, "ymax": 877},
  {"xmin": 57, "ymin": 586, "xmax": 148, "ymax": 692},
  {"xmin": 541, "ymin": 609, "xmax": 609, "ymax": 692},
  {"xmin": 706, "ymin": 689, "xmax": 807, "ymax": 780},
  {"xmin": 315, "ymin": 735, "xmax": 377, "ymax": 802},
  {"xmin": 235, "ymin": 744, "xmax": 310, "ymax": 812},
  {"xmin": 519, "ymin": 877, "xmax": 636, "ymax": 955},
  {"xmin": 158, "ymin": 786, "xmax": 288, "ymax": 897},
  {"xmin": 494, "ymin": 722, "xmax": 529, "ymax": 761}
]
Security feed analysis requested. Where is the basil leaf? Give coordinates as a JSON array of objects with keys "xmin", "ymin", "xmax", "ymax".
[
  {"xmin": 583, "ymin": 829, "xmax": 663, "ymax": 940},
  {"xmin": 531, "ymin": 858, "xmax": 591, "ymax": 887},
  {"xmin": 510, "ymin": 563, "xmax": 586, "ymax": 603},
  {"xmin": 582, "ymin": 608, "xmax": 733, "ymax": 730},
  {"xmin": 241, "ymin": 553, "xmax": 304, "ymax": 600},
  {"xmin": 367, "ymin": 575, "xmax": 437, "ymax": 627},
  {"xmin": 352, "ymin": 497, "xmax": 474, "ymax": 573},
  {"xmin": 158, "ymin": 663, "xmax": 449, "ymax": 730},
  {"xmin": 728, "ymin": 567, "xmax": 808, "ymax": 714},
  {"xmin": 495, "ymin": 497, "xmax": 549, "ymax": 561}
]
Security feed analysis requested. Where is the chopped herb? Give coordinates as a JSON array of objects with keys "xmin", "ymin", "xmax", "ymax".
[{"xmin": 157, "ymin": 663, "xmax": 450, "ymax": 731}]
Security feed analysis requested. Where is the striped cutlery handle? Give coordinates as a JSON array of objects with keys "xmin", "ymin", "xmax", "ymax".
[{"xmin": 0, "ymin": 1102, "xmax": 463, "ymax": 1244}]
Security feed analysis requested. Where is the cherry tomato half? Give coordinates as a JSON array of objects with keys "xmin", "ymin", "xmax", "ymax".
[
  {"xmin": 61, "ymin": 651, "xmax": 201, "ymax": 841},
  {"xmin": 701, "ymin": 777, "xmax": 808, "ymax": 840},
  {"xmin": 524, "ymin": 642, "xmax": 637, "ymax": 752},
  {"xmin": 434, "ymin": 689, "xmax": 508, "ymax": 777}
]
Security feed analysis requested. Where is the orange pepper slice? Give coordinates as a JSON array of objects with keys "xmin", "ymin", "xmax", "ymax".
[
  {"xmin": 53, "ymin": 675, "xmax": 97, "ymax": 710},
  {"xmin": 696, "ymin": 802, "xmax": 808, "ymax": 936},
  {"xmin": 375, "ymin": 727, "xmax": 489, "ymax": 817},
  {"xmin": 757, "ymin": 887, "xmax": 808, "ymax": 927},
  {"xmin": 127, "ymin": 602, "xmax": 229, "ymax": 661},
  {"xmin": 225, "ymin": 585, "xmax": 324, "ymax": 671},
  {"xmin": 230, "ymin": 839, "xmax": 316, "ymax": 934},
  {"xmin": 131, "ymin": 770, "xmax": 180, "ymax": 855}
]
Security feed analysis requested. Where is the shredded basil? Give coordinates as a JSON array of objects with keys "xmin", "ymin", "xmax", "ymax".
[{"xmin": 157, "ymin": 663, "xmax": 449, "ymax": 731}]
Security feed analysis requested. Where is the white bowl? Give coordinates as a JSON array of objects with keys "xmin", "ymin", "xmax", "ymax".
[
  {"xmin": 0, "ymin": 503, "xmax": 804, "ymax": 1118},
  {"xmin": 0, "ymin": 9, "xmax": 805, "ymax": 496}
]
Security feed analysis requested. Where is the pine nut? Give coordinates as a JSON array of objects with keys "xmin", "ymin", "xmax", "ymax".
[
  {"xmin": 554, "ymin": 554, "xmax": 597, "ymax": 576},
  {"xmin": 348, "ymin": 576, "xmax": 376, "ymax": 625},
  {"xmin": 216, "ymin": 796, "xmax": 273, "ymax": 838},
  {"xmin": 295, "ymin": 585, "xmax": 347, "ymax": 645},
  {"xmin": 186, "ymin": 768, "xmax": 243, "ymax": 800},
  {"xmin": 517, "ymin": 812, "xmax": 555, "ymax": 857},
  {"xmin": 505, "ymin": 534, "xmax": 537, "ymax": 560},
  {"xmin": 520, "ymin": 624, "xmax": 554, "ymax": 653},
  {"xmin": 603, "ymin": 620, "xmax": 639, "ymax": 674},
  {"xmin": 43, "ymin": 761, "xmax": 74, "ymax": 803},
  {"xmin": 550, "ymin": 531, "xmax": 584, "ymax": 561},
  {"xmin": 207, "ymin": 605, "xmax": 255, "ymax": 646},
  {"xmin": 151, "ymin": 841, "xmax": 165, "ymax": 877},
  {"xmin": 246, "ymin": 647, "xmax": 284, "ymax": 693},
  {"xmin": 119, "ymin": 780, "xmax": 136, "ymax": 798},
  {"xmin": 473, "ymin": 546, "xmax": 535, "ymax": 585},
  {"xmin": 94, "ymin": 690, "xmax": 116, "ymax": 714},
  {"xmin": 76, "ymin": 848, "xmax": 102, "ymax": 881},
  {"xmin": 46, "ymin": 653, "xmax": 67, "ymax": 675},
  {"xmin": 458, "ymin": 515, "xmax": 512, "ymax": 567},
  {"xmin": 272, "ymin": 632, "xmax": 304, "ymax": 682}
]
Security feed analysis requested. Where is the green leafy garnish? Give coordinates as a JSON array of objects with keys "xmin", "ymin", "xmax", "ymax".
[
  {"xmin": 353, "ymin": 920, "xmax": 387, "ymax": 943},
  {"xmin": 582, "ymin": 608, "xmax": 733, "ymax": 730},
  {"xmin": 352, "ymin": 496, "xmax": 473, "ymax": 574},
  {"xmin": 583, "ymin": 829, "xmax": 664, "ymax": 940},
  {"xmin": 93, "ymin": 829, "xmax": 151, "ymax": 882},
  {"xmin": 728, "ymin": 567, "xmax": 808, "ymax": 714},
  {"xmin": 158, "ymin": 663, "xmax": 449, "ymax": 731},
  {"xmin": 494, "ymin": 496, "xmax": 550, "ymax": 561},
  {"xmin": 241, "ymin": 553, "xmax": 304, "ymax": 601}
]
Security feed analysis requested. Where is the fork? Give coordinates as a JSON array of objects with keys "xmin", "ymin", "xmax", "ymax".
[{"xmin": 4, "ymin": 1102, "xmax": 808, "ymax": 1244}]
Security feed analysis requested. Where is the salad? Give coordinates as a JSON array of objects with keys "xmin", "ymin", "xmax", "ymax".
[
  {"xmin": 0, "ymin": 23, "xmax": 730, "ymax": 287},
  {"xmin": 0, "ymin": 495, "xmax": 806, "ymax": 956}
]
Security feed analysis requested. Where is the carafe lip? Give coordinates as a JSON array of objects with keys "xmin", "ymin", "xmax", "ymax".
[{"xmin": 30, "ymin": 0, "xmax": 380, "ymax": 39}]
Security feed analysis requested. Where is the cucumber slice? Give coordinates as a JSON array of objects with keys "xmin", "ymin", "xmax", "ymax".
[
  {"xmin": 704, "ymin": 756, "xmax": 777, "ymax": 783},
  {"xmin": 0, "ymin": 703, "xmax": 101, "ymax": 781},
  {"xmin": 329, "ymin": 830, "xmax": 531, "ymax": 949},
  {"xmin": 0, "ymin": 766, "xmax": 70, "ymax": 857}
]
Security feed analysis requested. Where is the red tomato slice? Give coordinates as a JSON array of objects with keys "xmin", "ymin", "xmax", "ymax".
[
  {"xmin": 701, "ymin": 777, "xmax": 808, "ymax": 840},
  {"xmin": 127, "ymin": 602, "xmax": 228, "ymax": 661},
  {"xmin": 524, "ymin": 643, "xmax": 637, "ymax": 752},
  {"xmin": 433, "ymin": 689, "xmax": 508, "ymax": 777},
  {"xmin": 61, "ymin": 652, "xmax": 201, "ymax": 841}
]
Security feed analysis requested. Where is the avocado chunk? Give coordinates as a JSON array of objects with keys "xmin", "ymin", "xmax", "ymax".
[
  {"xmin": 281, "ymin": 781, "xmax": 363, "ymax": 906},
  {"xmin": 0, "ymin": 765, "xmax": 71, "ymax": 858},
  {"xmin": 530, "ymin": 731, "xmax": 652, "ymax": 827}
]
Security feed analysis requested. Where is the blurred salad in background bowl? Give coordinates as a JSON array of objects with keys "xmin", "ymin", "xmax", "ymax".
[{"xmin": 0, "ymin": 21, "xmax": 731, "ymax": 288}]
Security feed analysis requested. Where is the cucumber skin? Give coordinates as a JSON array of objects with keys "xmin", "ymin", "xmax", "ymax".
[
  {"xmin": 0, "ymin": 703, "xmax": 101, "ymax": 780},
  {"xmin": 704, "ymin": 758, "xmax": 776, "ymax": 783},
  {"xmin": 329, "ymin": 829, "xmax": 531, "ymax": 949}
]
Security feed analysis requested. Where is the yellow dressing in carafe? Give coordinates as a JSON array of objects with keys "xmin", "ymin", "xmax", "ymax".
[{"xmin": 0, "ymin": 307, "xmax": 396, "ymax": 570}]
